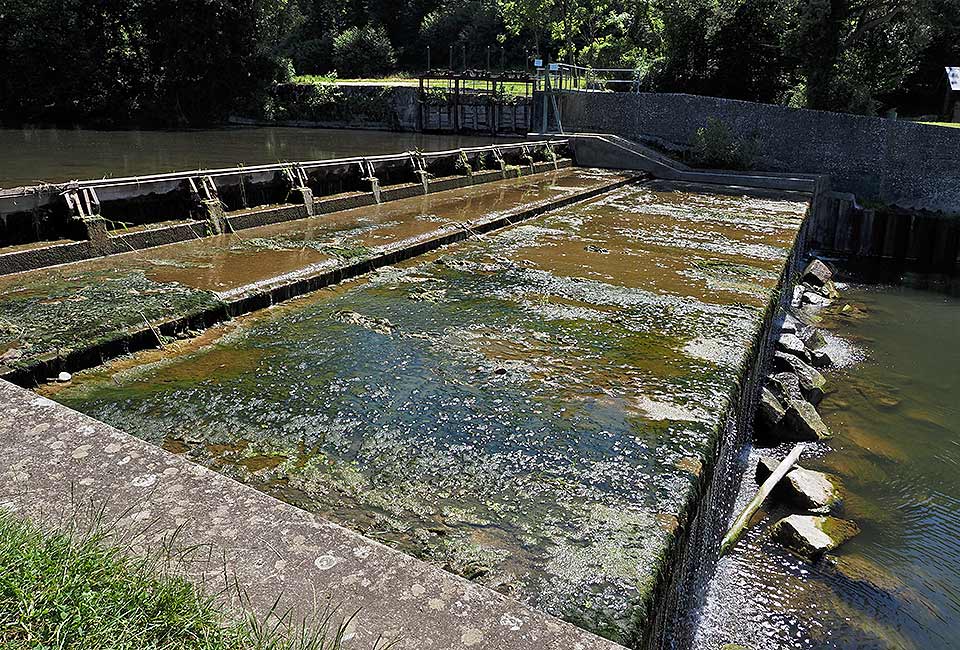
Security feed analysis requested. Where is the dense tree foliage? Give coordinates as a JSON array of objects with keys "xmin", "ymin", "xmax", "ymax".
[{"xmin": 1, "ymin": 0, "xmax": 958, "ymax": 125}]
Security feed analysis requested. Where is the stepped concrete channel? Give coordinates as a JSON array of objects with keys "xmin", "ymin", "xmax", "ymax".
[{"xmin": 0, "ymin": 136, "xmax": 824, "ymax": 648}]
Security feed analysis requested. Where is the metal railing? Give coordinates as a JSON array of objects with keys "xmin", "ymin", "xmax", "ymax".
[{"xmin": 535, "ymin": 63, "xmax": 643, "ymax": 93}]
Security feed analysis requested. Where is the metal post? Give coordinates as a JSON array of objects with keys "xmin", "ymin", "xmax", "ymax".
[
  {"xmin": 454, "ymin": 77, "xmax": 460, "ymax": 132},
  {"xmin": 486, "ymin": 46, "xmax": 490, "ymax": 71},
  {"xmin": 427, "ymin": 46, "xmax": 431, "ymax": 72},
  {"xmin": 462, "ymin": 44, "xmax": 466, "ymax": 71},
  {"xmin": 449, "ymin": 45, "xmax": 453, "ymax": 70},
  {"xmin": 500, "ymin": 47, "xmax": 505, "ymax": 72}
]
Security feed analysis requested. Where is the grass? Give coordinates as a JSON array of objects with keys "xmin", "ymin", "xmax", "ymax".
[{"xmin": 0, "ymin": 508, "xmax": 361, "ymax": 650}]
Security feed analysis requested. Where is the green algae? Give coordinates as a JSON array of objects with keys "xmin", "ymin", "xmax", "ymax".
[
  {"xmin": 49, "ymin": 184, "xmax": 808, "ymax": 644},
  {"xmin": 0, "ymin": 269, "xmax": 222, "ymax": 371}
]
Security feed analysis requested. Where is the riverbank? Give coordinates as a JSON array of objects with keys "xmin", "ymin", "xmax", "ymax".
[{"xmin": 695, "ymin": 282, "xmax": 960, "ymax": 649}]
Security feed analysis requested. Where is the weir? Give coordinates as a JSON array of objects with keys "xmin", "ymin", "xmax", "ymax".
[{"xmin": 0, "ymin": 135, "xmax": 833, "ymax": 648}]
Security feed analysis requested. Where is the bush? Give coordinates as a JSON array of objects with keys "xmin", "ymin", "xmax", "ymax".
[
  {"xmin": 332, "ymin": 25, "xmax": 397, "ymax": 78},
  {"xmin": 689, "ymin": 118, "xmax": 759, "ymax": 170}
]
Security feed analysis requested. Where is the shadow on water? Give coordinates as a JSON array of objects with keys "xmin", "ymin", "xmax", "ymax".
[
  {"xmin": 45, "ymin": 184, "xmax": 808, "ymax": 644},
  {"xmin": 694, "ymin": 284, "xmax": 960, "ymax": 650}
]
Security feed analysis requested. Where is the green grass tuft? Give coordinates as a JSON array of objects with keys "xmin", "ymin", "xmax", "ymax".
[{"xmin": 0, "ymin": 508, "xmax": 362, "ymax": 650}]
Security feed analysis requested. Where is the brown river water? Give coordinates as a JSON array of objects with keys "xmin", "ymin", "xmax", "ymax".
[
  {"xmin": 695, "ymin": 284, "xmax": 960, "ymax": 649},
  {"xmin": 0, "ymin": 127, "xmax": 514, "ymax": 188}
]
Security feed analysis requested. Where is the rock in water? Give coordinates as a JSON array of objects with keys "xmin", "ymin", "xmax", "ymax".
[
  {"xmin": 802, "ymin": 328, "xmax": 827, "ymax": 350},
  {"xmin": 772, "ymin": 514, "xmax": 859, "ymax": 559},
  {"xmin": 781, "ymin": 399, "xmax": 833, "ymax": 441},
  {"xmin": 756, "ymin": 387, "xmax": 786, "ymax": 431},
  {"xmin": 776, "ymin": 333, "xmax": 811, "ymax": 362},
  {"xmin": 810, "ymin": 348, "xmax": 833, "ymax": 368},
  {"xmin": 801, "ymin": 259, "xmax": 833, "ymax": 288},
  {"xmin": 811, "ymin": 279, "xmax": 840, "ymax": 299},
  {"xmin": 57, "ymin": 371, "xmax": 72, "ymax": 383},
  {"xmin": 768, "ymin": 372, "xmax": 804, "ymax": 402},
  {"xmin": 781, "ymin": 313, "xmax": 800, "ymax": 335},
  {"xmin": 773, "ymin": 352, "xmax": 826, "ymax": 404},
  {"xmin": 756, "ymin": 457, "xmax": 841, "ymax": 512},
  {"xmin": 801, "ymin": 290, "xmax": 829, "ymax": 307}
]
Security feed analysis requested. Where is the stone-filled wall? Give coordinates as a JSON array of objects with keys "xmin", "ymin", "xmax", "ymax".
[{"xmin": 548, "ymin": 91, "xmax": 960, "ymax": 214}]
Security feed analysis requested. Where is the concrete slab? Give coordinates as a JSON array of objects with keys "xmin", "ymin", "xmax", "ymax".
[
  {"xmin": 42, "ymin": 182, "xmax": 812, "ymax": 644},
  {"xmin": 0, "ymin": 168, "xmax": 630, "ymax": 384},
  {"xmin": 0, "ymin": 379, "xmax": 622, "ymax": 650}
]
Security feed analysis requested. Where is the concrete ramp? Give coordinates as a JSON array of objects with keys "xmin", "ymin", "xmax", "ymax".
[{"xmin": 565, "ymin": 133, "xmax": 819, "ymax": 194}]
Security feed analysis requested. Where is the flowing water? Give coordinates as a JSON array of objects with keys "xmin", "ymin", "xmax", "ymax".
[
  {"xmin": 695, "ymin": 284, "xmax": 960, "ymax": 649},
  {"xmin": 44, "ymin": 183, "xmax": 809, "ymax": 644},
  {"xmin": 0, "ymin": 127, "xmax": 513, "ymax": 188}
]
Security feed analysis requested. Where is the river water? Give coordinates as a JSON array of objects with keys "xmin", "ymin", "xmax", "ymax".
[
  {"xmin": 695, "ymin": 284, "xmax": 960, "ymax": 649},
  {"xmin": 0, "ymin": 127, "xmax": 511, "ymax": 188}
]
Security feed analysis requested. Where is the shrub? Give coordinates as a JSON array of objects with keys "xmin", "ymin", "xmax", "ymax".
[
  {"xmin": 689, "ymin": 118, "xmax": 759, "ymax": 170},
  {"xmin": 332, "ymin": 25, "xmax": 397, "ymax": 78}
]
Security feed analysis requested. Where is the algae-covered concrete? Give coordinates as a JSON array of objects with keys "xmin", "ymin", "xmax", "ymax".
[
  {"xmin": 44, "ymin": 183, "xmax": 810, "ymax": 644},
  {"xmin": 0, "ymin": 169, "xmax": 623, "ymax": 382},
  {"xmin": 0, "ymin": 379, "xmax": 621, "ymax": 650}
]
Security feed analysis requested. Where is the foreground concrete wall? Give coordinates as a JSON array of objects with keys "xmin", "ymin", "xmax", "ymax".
[
  {"xmin": 0, "ymin": 380, "xmax": 620, "ymax": 650},
  {"xmin": 551, "ymin": 91, "xmax": 960, "ymax": 214}
]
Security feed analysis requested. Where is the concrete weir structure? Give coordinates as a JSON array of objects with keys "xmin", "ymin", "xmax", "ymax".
[{"xmin": 0, "ymin": 136, "xmax": 822, "ymax": 648}]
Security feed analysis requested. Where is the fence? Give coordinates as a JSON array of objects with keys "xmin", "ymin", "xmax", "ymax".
[{"xmin": 417, "ymin": 69, "xmax": 535, "ymax": 135}]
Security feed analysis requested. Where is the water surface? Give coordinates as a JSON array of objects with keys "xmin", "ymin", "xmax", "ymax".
[
  {"xmin": 695, "ymin": 285, "xmax": 960, "ymax": 649},
  {"xmin": 0, "ymin": 127, "xmax": 514, "ymax": 188},
  {"xmin": 46, "ymin": 185, "xmax": 808, "ymax": 642}
]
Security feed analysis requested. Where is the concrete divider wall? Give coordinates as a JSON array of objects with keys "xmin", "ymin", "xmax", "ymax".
[{"xmin": 549, "ymin": 91, "xmax": 960, "ymax": 215}]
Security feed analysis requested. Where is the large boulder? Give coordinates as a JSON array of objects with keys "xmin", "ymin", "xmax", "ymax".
[
  {"xmin": 756, "ymin": 387, "xmax": 786, "ymax": 432},
  {"xmin": 801, "ymin": 328, "xmax": 827, "ymax": 350},
  {"xmin": 801, "ymin": 259, "xmax": 833, "ymax": 288},
  {"xmin": 773, "ymin": 352, "xmax": 826, "ymax": 404},
  {"xmin": 810, "ymin": 348, "xmax": 833, "ymax": 368},
  {"xmin": 756, "ymin": 457, "xmax": 841, "ymax": 512},
  {"xmin": 808, "ymin": 279, "xmax": 840, "ymax": 299},
  {"xmin": 780, "ymin": 399, "xmax": 832, "ymax": 441},
  {"xmin": 776, "ymin": 333, "xmax": 811, "ymax": 363},
  {"xmin": 772, "ymin": 514, "xmax": 859, "ymax": 559},
  {"xmin": 768, "ymin": 372, "xmax": 804, "ymax": 402},
  {"xmin": 781, "ymin": 313, "xmax": 799, "ymax": 335},
  {"xmin": 801, "ymin": 290, "xmax": 830, "ymax": 307}
]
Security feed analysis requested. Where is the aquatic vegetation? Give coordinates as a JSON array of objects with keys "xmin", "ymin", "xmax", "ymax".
[{"xmin": 51, "ymin": 184, "xmax": 807, "ymax": 643}]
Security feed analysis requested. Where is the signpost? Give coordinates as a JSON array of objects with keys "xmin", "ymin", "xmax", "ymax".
[
  {"xmin": 947, "ymin": 67, "xmax": 960, "ymax": 91},
  {"xmin": 946, "ymin": 68, "xmax": 960, "ymax": 122}
]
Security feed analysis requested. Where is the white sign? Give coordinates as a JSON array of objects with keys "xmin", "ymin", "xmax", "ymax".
[
  {"xmin": 947, "ymin": 67, "xmax": 960, "ymax": 91},
  {"xmin": 534, "ymin": 58, "xmax": 543, "ymax": 68}
]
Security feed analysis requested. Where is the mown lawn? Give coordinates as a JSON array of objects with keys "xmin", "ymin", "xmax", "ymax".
[{"xmin": 0, "ymin": 509, "xmax": 349, "ymax": 650}]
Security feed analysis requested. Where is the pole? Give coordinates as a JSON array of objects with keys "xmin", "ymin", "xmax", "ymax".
[
  {"xmin": 719, "ymin": 444, "xmax": 806, "ymax": 556},
  {"xmin": 449, "ymin": 45, "xmax": 453, "ymax": 71},
  {"xmin": 427, "ymin": 46, "xmax": 431, "ymax": 72},
  {"xmin": 462, "ymin": 44, "xmax": 467, "ymax": 71},
  {"xmin": 486, "ymin": 46, "xmax": 490, "ymax": 72}
]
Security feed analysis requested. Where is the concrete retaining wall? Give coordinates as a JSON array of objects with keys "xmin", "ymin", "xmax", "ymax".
[{"xmin": 548, "ymin": 91, "xmax": 960, "ymax": 214}]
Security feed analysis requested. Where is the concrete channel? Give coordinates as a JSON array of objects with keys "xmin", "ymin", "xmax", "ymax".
[{"xmin": 0, "ymin": 136, "xmax": 832, "ymax": 648}]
